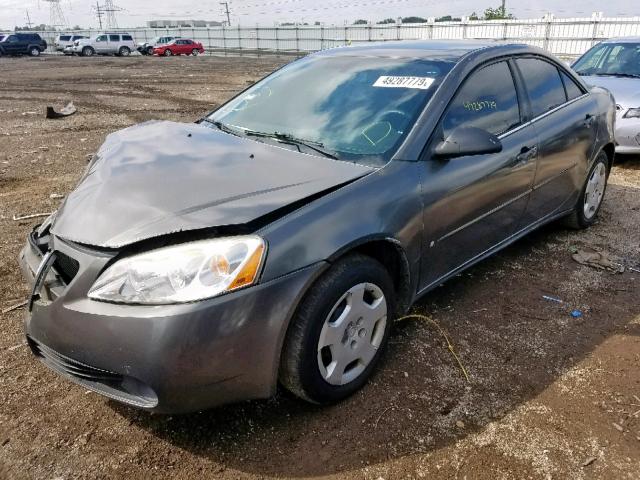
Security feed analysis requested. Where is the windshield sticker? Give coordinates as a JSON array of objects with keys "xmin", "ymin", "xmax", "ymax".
[
  {"xmin": 464, "ymin": 100, "xmax": 497, "ymax": 111},
  {"xmin": 373, "ymin": 76, "xmax": 434, "ymax": 89}
]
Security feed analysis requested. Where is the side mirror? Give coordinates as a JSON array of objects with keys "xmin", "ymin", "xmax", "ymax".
[{"xmin": 433, "ymin": 126, "xmax": 502, "ymax": 159}]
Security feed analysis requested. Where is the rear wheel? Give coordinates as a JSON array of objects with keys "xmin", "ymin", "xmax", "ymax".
[
  {"xmin": 564, "ymin": 151, "xmax": 609, "ymax": 229},
  {"xmin": 118, "ymin": 46, "xmax": 130, "ymax": 57},
  {"xmin": 82, "ymin": 47, "xmax": 94, "ymax": 57},
  {"xmin": 147, "ymin": 46, "xmax": 154, "ymax": 55},
  {"xmin": 280, "ymin": 254, "xmax": 395, "ymax": 404},
  {"xmin": 29, "ymin": 46, "xmax": 41, "ymax": 57},
  {"xmin": 164, "ymin": 49, "xmax": 172, "ymax": 56}
]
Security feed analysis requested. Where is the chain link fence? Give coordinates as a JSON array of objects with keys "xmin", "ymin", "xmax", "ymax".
[{"xmin": 31, "ymin": 14, "xmax": 640, "ymax": 60}]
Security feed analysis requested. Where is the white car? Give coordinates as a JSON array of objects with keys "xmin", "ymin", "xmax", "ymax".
[
  {"xmin": 72, "ymin": 32, "xmax": 136, "ymax": 57},
  {"xmin": 54, "ymin": 34, "xmax": 86, "ymax": 53},
  {"xmin": 573, "ymin": 37, "xmax": 640, "ymax": 154}
]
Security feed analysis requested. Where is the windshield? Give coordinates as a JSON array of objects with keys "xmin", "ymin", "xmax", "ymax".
[
  {"xmin": 573, "ymin": 42, "xmax": 640, "ymax": 77},
  {"xmin": 206, "ymin": 55, "xmax": 454, "ymax": 166}
]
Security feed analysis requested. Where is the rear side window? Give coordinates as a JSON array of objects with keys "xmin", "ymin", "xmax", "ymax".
[
  {"xmin": 442, "ymin": 61, "xmax": 521, "ymax": 136},
  {"xmin": 560, "ymin": 71, "xmax": 584, "ymax": 100},
  {"xmin": 516, "ymin": 58, "xmax": 567, "ymax": 117},
  {"xmin": 122, "ymin": 35, "xmax": 133, "ymax": 41},
  {"xmin": 59, "ymin": 35, "xmax": 71, "ymax": 41},
  {"xmin": 109, "ymin": 34, "xmax": 120, "ymax": 42}
]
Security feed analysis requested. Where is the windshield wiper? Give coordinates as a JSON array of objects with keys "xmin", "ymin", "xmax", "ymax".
[
  {"xmin": 244, "ymin": 130, "xmax": 339, "ymax": 160},
  {"xmin": 200, "ymin": 118, "xmax": 242, "ymax": 137},
  {"xmin": 591, "ymin": 72, "xmax": 640, "ymax": 78}
]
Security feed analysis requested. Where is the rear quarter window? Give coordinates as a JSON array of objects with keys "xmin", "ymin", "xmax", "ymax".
[
  {"xmin": 516, "ymin": 58, "xmax": 567, "ymax": 117},
  {"xmin": 560, "ymin": 71, "xmax": 584, "ymax": 100},
  {"xmin": 122, "ymin": 35, "xmax": 133, "ymax": 41},
  {"xmin": 59, "ymin": 35, "xmax": 71, "ymax": 41},
  {"xmin": 109, "ymin": 35, "xmax": 120, "ymax": 42}
]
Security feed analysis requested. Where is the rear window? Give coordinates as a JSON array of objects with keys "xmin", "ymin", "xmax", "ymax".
[
  {"xmin": 109, "ymin": 34, "xmax": 120, "ymax": 42},
  {"xmin": 59, "ymin": 35, "xmax": 71, "ymax": 41},
  {"xmin": 72, "ymin": 36, "xmax": 85, "ymax": 41},
  {"xmin": 122, "ymin": 35, "xmax": 133, "ymax": 41},
  {"xmin": 516, "ymin": 58, "xmax": 567, "ymax": 118}
]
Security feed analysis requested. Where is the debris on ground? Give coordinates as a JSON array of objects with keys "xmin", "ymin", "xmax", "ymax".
[
  {"xmin": 542, "ymin": 295, "xmax": 564, "ymax": 303},
  {"xmin": 46, "ymin": 101, "xmax": 77, "ymax": 119},
  {"xmin": 12, "ymin": 212, "xmax": 53, "ymax": 221},
  {"xmin": 1, "ymin": 300, "xmax": 27, "ymax": 314},
  {"xmin": 570, "ymin": 309, "xmax": 583, "ymax": 318},
  {"xmin": 582, "ymin": 456, "xmax": 597, "ymax": 467},
  {"xmin": 572, "ymin": 248, "xmax": 625, "ymax": 273}
]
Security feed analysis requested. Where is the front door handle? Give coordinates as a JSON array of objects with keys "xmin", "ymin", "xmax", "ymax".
[{"xmin": 516, "ymin": 145, "xmax": 537, "ymax": 164}]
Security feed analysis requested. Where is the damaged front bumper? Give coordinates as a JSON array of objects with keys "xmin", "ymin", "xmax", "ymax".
[{"xmin": 19, "ymin": 230, "xmax": 324, "ymax": 413}]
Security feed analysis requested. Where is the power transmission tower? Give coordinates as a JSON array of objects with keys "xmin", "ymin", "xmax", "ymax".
[
  {"xmin": 42, "ymin": 0, "xmax": 68, "ymax": 29},
  {"xmin": 103, "ymin": 0, "xmax": 122, "ymax": 29},
  {"xmin": 25, "ymin": 9, "xmax": 34, "ymax": 29},
  {"xmin": 220, "ymin": 2, "xmax": 231, "ymax": 26}
]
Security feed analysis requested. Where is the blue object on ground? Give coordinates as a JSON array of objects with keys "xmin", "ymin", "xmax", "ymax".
[{"xmin": 571, "ymin": 309, "xmax": 583, "ymax": 318}]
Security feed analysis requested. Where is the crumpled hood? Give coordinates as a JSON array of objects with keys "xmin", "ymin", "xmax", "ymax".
[
  {"xmin": 582, "ymin": 76, "xmax": 640, "ymax": 109},
  {"xmin": 51, "ymin": 121, "xmax": 373, "ymax": 248}
]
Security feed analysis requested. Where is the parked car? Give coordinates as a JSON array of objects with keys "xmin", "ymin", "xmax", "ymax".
[
  {"xmin": 153, "ymin": 38, "xmax": 204, "ymax": 56},
  {"xmin": 71, "ymin": 32, "xmax": 136, "ymax": 57},
  {"xmin": 54, "ymin": 34, "xmax": 87, "ymax": 53},
  {"xmin": 0, "ymin": 33, "xmax": 47, "ymax": 56},
  {"xmin": 137, "ymin": 35, "xmax": 180, "ymax": 55},
  {"xmin": 19, "ymin": 40, "xmax": 615, "ymax": 413},
  {"xmin": 572, "ymin": 37, "xmax": 640, "ymax": 154}
]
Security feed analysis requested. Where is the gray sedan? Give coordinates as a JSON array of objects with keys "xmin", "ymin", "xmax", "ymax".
[
  {"xmin": 573, "ymin": 37, "xmax": 640, "ymax": 154},
  {"xmin": 19, "ymin": 40, "xmax": 615, "ymax": 413}
]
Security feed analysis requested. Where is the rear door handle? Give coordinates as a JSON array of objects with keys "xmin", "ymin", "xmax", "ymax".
[{"xmin": 516, "ymin": 145, "xmax": 537, "ymax": 164}]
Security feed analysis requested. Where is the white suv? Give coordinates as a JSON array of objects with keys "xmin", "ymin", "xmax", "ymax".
[
  {"xmin": 72, "ymin": 33, "xmax": 136, "ymax": 57},
  {"xmin": 54, "ymin": 34, "xmax": 87, "ymax": 52}
]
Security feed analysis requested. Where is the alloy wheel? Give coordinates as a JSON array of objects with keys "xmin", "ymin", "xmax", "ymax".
[{"xmin": 584, "ymin": 162, "xmax": 606, "ymax": 219}]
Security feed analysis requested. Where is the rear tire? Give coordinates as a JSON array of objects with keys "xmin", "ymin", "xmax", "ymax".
[
  {"xmin": 118, "ymin": 46, "xmax": 130, "ymax": 57},
  {"xmin": 29, "ymin": 47, "xmax": 41, "ymax": 57},
  {"xmin": 280, "ymin": 254, "xmax": 395, "ymax": 404},
  {"xmin": 564, "ymin": 151, "xmax": 609, "ymax": 229}
]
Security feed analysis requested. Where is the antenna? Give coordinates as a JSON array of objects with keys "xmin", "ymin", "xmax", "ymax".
[{"xmin": 42, "ymin": 0, "xmax": 68, "ymax": 29}]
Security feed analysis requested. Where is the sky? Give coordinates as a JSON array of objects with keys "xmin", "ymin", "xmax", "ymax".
[{"xmin": 1, "ymin": 0, "xmax": 640, "ymax": 30}]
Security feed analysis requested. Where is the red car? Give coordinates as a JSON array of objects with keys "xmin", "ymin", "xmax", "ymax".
[{"xmin": 154, "ymin": 39, "xmax": 204, "ymax": 56}]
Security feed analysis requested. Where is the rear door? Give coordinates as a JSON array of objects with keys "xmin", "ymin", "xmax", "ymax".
[
  {"xmin": 108, "ymin": 34, "xmax": 120, "ymax": 53},
  {"xmin": 514, "ymin": 57, "xmax": 596, "ymax": 223},
  {"xmin": 419, "ymin": 59, "xmax": 538, "ymax": 289}
]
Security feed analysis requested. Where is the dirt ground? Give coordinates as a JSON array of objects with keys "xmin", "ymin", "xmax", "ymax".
[{"xmin": 0, "ymin": 55, "xmax": 639, "ymax": 480}]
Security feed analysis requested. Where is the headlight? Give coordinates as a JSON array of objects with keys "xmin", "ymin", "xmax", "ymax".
[
  {"xmin": 88, "ymin": 236, "xmax": 265, "ymax": 304},
  {"xmin": 623, "ymin": 108, "xmax": 640, "ymax": 119}
]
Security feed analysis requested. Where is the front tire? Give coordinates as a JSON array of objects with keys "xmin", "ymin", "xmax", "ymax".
[
  {"xmin": 82, "ymin": 47, "xmax": 94, "ymax": 57},
  {"xmin": 564, "ymin": 151, "xmax": 609, "ymax": 229},
  {"xmin": 280, "ymin": 254, "xmax": 395, "ymax": 404},
  {"xmin": 191, "ymin": 49, "xmax": 200, "ymax": 56},
  {"xmin": 164, "ymin": 49, "xmax": 172, "ymax": 56}
]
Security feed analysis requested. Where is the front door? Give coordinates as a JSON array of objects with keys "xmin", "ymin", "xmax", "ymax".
[
  {"xmin": 94, "ymin": 35, "xmax": 108, "ymax": 53},
  {"xmin": 419, "ymin": 60, "xmax": 538, "ymax": 291}
]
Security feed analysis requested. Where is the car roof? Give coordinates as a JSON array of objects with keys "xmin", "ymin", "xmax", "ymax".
[
  {"xmin": 600, "ymin": 37, "xmax": 640, "ymax": 43},
  {"xmin": 309, "ymin": 39, "xmax": 532, "ymax": 61}
]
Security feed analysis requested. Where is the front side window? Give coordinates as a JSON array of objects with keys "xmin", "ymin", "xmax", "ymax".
[
  {"xmin": 516, "ymin": 58, "xmax": 566, "ymax": 118},
  {"xmin": 573, "ymin": 42, "xmax": 640, "ymax": 77},
  {"xmin": 208, "ymin": 55, "xmax": 455, "ymax": 166},
  {"xmin": 96, "ymin": 35, "xmax": 107, "ymax": 42},
  {"xmin": 109, "ymin": 35, "xmax": 120, "ymax": 42},
  {"xmin": 442, "ymin": 61, "xmax": 521, "ymax": 136}
]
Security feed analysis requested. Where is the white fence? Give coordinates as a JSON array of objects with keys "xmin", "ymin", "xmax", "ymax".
[{"xmin": 33, "ymin": 14, "xmax": 640, "ymax": 60}]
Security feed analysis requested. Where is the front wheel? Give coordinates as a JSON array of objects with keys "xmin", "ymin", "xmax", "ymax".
[
  {"xmin": 564, "ymin": 151, "xmax": 609, "ymax": 229},
  {"xmin": 280, "ymin": 254, "xmax": 395, "ymax": 404},
  {"xmin": 164, "ymin": 49, "xmax": 172, "ymax": 56},
  {"xmin": 191, "ymin": 49, "xmax": 200, "ymax": 56}
]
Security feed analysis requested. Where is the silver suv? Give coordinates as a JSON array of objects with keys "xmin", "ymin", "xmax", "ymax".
[{"xmin": 72, "ymin": 33, "xmax": 136, "ymax": 57}]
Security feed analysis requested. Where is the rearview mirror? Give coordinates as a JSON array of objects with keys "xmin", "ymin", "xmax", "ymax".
[{"xmin": 433, "ymin": 126, "xmax": 502, "ymax": 159}]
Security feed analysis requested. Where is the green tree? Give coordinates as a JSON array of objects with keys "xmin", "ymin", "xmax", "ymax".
[
  {"xmin": 401, "ymin": 16, "xmax": 428, "ymax": 23},
  {"xmin": 377, "ymin": 18, "xmax": 396, "ymax": 24},
  {"xmin": 353, "ymin": 19, "xmax": 368, "ymax": 25},
  {"xmin": 435, "ymin": 15, "xmax": 461, "ymax": 22},
  {"xmin": 469, "ymin": 12, "xmax": 480, "ymax": 20},
  {"xmin": 483, "ymin": 5, "xmax": 515, "ymax": 19}
]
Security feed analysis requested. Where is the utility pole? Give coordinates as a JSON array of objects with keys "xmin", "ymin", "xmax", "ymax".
[
  {"xmin": 501, "ymin": 0, "xmax": 506, "ymax": 15},
  {"xmin": 220, "ymin": 2, "xmax": 231, "ymax": 26},
  {"xmin": 95, "ymin": 1, "xmax": 104, "ymax": 30},
  {"xmin": 25, "ymin": 9, "xmax": 34, "ymax": 29}
]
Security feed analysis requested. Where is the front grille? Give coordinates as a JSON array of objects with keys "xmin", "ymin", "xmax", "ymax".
[
  {"xmin": 52, "ymin": 251, "xmax": 80, "ymax": 284},
  {"xmin": 27, "ymin": 337, "xmax": 158, "ymax": 409}
]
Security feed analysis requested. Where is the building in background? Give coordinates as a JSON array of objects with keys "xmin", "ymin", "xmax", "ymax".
[{"xmin": 147, "ymin": 20, "xmax": 222, "ymax": 28}]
